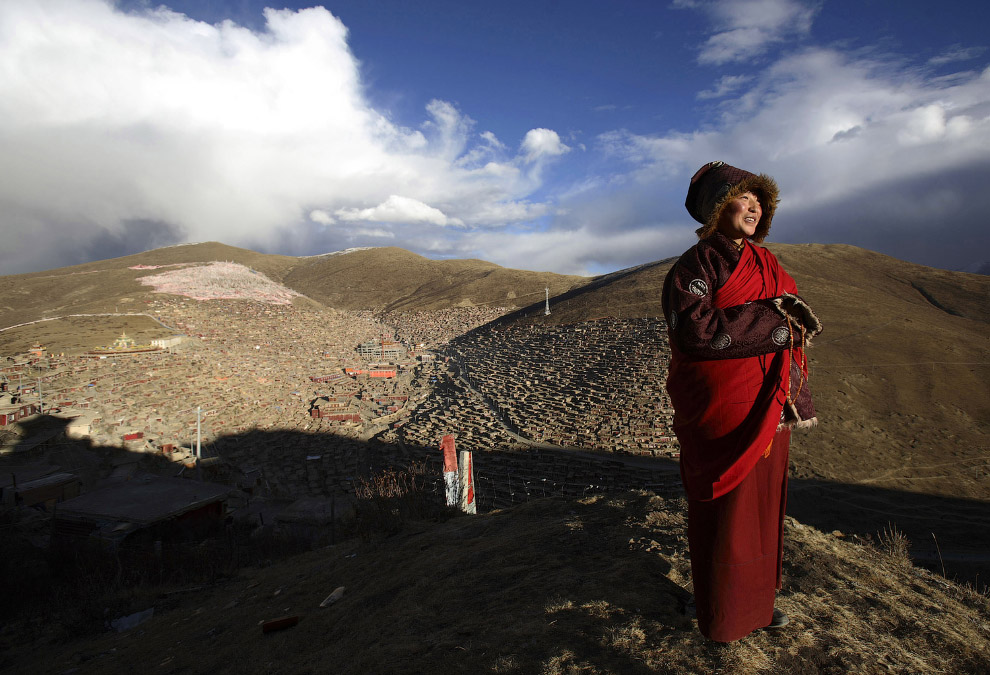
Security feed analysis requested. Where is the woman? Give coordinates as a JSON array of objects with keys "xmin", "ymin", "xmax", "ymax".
[{"xmin": 661, "ymin": 161, "xmax": 822, "ymax": 642}]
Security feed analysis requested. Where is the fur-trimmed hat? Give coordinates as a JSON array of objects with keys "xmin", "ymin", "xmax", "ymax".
[{"xmin": 685, "ymin": 160, "xmax": 779, "ymax": 242}]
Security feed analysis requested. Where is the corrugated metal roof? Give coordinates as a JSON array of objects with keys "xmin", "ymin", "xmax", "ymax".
[{"xmin": 55, "ymin": 475, "xmax": 231, "ymax": 525}]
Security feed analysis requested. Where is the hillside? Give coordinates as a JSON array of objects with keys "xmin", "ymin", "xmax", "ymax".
[
  {"xmin": 1, "ymin": 241, "xmax": 988, "ymax": 671},
  {"xmin": 0, "ymin": 242, "xmax": 301, "ymax": 330},
  {"xmin": 0, "ymin": 244, "xmax": 586, "ymax": 330},
  {"xmin": 283, "ymin": 246, "xmax": 587, "ymax": 312},
  {"xmin": 2, "ymin": 491, "xmax": 987, "ymax": 674},
  {"xmin": 481, "ymin": 244, "xmax": 988, "ymax": 497},
  {"xmin": 454, "ymin": 243, "xmax": 989, "ymax": 575}
]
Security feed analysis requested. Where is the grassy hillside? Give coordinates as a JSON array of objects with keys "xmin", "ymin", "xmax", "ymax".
[
  {"xmin": 0, "ymin": 244, "xmax": 586, "ymax": 330},
  {"xmin": 284, "ymin": 246, "xmax": 587, "ymax": 312},
  {"xmin": 0, "ymin": 243, "xmax": 300, "ymax": 329},
  {"xmin": 1, "ymin": 241, "xmax": 989, "ymax": 671},
  {"xmin": 3, "ymin": 491, "xmax": 987, "ymax": 674}
]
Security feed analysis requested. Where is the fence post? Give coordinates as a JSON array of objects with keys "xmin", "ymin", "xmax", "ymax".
[
  {"xmin": 441, "ymin": 435, "xmax": 459, "ymax": 507},
  {"xmin": 458, "ymin": 450, "xmax": 476, "ymax": 514}
]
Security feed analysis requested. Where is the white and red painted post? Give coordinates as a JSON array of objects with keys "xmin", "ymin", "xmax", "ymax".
[
  {"xmin": 458, "ymin": 450, "xmax": 476, "ymax": 514},
  {"xmin": 440, "ymin": 434, "xmax": 459, "ymax": 507}
]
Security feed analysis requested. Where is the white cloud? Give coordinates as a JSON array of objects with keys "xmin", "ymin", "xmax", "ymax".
[
  {"xmin": 929, "ymin": 45, "xmax": 986, "ymax": 67},
  {"xmin": 520, "ymin": 128, "xmax": 571, "ymax": 163},
  {"xmin": 0, "ymin": 0, "xmax": 566, "ymax": 274},
  {"xmin": 309, "ymin": 210, "xmax": 335, "ymax": 226},
  {"xmin": 460, "ymin": 224, "xmax": 693, "ymax": 276},
  {"xmin": 579, "ymin": 48, "xmax": 990, "ymax": 271},
  {"xmin": 352, "ymin": 228, "xmax": 395, "ymax": 239},
  {"xmin": 686, "ymin": 0, "xmax": 821, "ymax": 65},
  {"xmin": 335, "ymin": 195, "xmax": 464, "ymax": 227},
  {"xmin": 697, "ymin": 74, "xmax": 754, "ymax": 99}
]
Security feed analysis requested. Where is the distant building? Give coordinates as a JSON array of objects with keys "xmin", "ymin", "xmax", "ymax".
[
  {"xmin": 0, "ymin": 391, "xmax": 39, "ymax": 426},
  {"xmin": 356, "ymin": 338, "xmax": 405, "ymax": 361},
  {"xmin": 309, "ymin": 396, "xmax": 361, "ymax": 422},
  {"xmin": 88, "ymin": 332, "xmax": 161, "ymax": 356},
  {"xmin": 151, "ymin": 336, "xmax": 184, "ymax": 349},
  {"xmin": 310, "ymin": 372, "xmax": 346, "ymax": 383}
]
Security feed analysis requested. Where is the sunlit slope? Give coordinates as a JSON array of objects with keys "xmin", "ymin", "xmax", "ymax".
[{"xmin": 283, "ymin": 246, "xmax": 587, "ymax": 312}]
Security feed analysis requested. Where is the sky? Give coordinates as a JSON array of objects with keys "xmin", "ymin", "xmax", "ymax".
[{"xmin": 1, "ymin": 0, "xmax": 988, "ymax": 277}]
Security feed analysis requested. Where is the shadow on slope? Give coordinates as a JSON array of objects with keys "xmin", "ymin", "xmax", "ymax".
[{"xmin": 2, "ymin": 418, "xmax": 990, "ymax": 672}]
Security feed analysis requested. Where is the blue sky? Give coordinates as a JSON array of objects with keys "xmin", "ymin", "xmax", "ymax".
[{"xmin": 1, "ymin": 0, "xmax": 988, "ymax": 276}]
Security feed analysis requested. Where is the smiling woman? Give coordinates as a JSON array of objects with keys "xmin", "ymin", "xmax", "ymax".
[
  {"xmin": 716, "ymin": 191, "xmax": 762, "ymax": 243},
  {"xmin": 661, "ymin": 160, "xmax": 824, "ymax": 642}
]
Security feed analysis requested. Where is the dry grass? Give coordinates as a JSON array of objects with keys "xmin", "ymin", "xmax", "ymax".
[
  {"xmin": 350, "ymin": 462, "xmax": 459, "ymax": 538},
  {"xmin": 3, "ymin": 491, "xmax": 987, "ymax": 674}
]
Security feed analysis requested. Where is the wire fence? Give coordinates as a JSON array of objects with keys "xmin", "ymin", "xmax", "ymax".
[{"xmin": 406, "ymin": 455, "xmax": 682, "ymax": 514}]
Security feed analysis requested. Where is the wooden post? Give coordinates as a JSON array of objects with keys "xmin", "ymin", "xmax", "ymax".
[{"xmin": 458, "ymin": 450, "xmax": 476, "ymax": 514}]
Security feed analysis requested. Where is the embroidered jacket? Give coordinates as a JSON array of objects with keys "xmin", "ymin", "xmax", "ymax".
[{"xmin": 661, "ymin": 233, "xmax": 820, "ymax": 436}]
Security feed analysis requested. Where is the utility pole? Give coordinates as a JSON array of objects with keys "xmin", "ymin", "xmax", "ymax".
[
  {"xmin": 544, "ymin": 287, "xmax": 551, "ymax": 316},
  {"xmin": 36, "ymin": 377, "xmax": 43, "ymax": 414},
  {"xmin": 196, "ymin": 406, "xmax": 202, "ymax": 460}
]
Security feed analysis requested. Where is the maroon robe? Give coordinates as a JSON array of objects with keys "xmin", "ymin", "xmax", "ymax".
[{"xmin": 663, "ymin": 235, "xmax": 811, "ymax": 641}]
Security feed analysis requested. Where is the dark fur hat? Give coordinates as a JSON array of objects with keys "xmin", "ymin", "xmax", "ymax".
[{"xmin": 685, "ymin": 161, "xmax": 779, "ymax": 242}]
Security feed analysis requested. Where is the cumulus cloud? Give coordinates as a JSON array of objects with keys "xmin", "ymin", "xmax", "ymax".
[
  {"xmin": 520, "ymin": 128, "xmax": 571, "ymax": 163},
  {"xmin": 336, "ymin": 195, "xmax": 464, "ymax": 227},
  {"xmin": 681, "ymin": 0, "xmax": 821, "ymax": 65},
  {"xmin": 0, "ymin": 0, "xmax": 567, "ymax": 274},
  {"xmin": 309, "ymin": 210, "xmax": 335, "ymax": 226}
]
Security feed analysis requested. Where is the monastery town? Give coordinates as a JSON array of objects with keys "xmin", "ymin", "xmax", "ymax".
[
  {"xmin": 2, "ymin": 250, "xmax": 988, "ymax": 674},
  {"xmin": 1, "ymin": 262, "xmax": 681, "ymax": 538}
]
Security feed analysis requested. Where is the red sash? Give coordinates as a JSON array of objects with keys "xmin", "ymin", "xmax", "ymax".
[{"xmin": 667, "ymin": 243, "xmax": 798, "ymax": 501}]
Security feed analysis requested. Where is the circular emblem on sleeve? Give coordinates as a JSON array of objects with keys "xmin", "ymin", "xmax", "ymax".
[
  {"xmin": 772, "ymin": 326, "xmax": 790, "ymax": 346},
  {"xmin": 688, "ymin": 279, "xmax": 708, "ymax": 296},
  {"xmin": 710, "ymin": 333, "xmax": 731, "ymax": 350},
  {"xmin": 668, "ymin": 310, "xmax": 678, "ymax": 331}
]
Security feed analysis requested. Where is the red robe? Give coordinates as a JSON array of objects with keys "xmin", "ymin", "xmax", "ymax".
[
  {"xmin": 664, "ymin": 238, "xmax": 808, "ymax": 642},
  {"xmin": 667, "ymin": 242, "xmax": 799, "ymax": 501}
]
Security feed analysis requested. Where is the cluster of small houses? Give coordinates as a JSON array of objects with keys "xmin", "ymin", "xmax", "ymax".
[
  {"xmin": 446, "ymin": 317, "xmax": 678, "ymax": 456},
  {"xmin": 383, "ymin": 306, "xmax": 512, "ymax": 349},
  {"xmin": 1, "ymin": 296, "xmax": 681, "ymax": 559}
]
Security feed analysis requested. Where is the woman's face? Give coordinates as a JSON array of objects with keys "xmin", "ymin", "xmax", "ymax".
[{"xmin": 717, "ymin": 191, "xmax": 762, "ymax": 242}]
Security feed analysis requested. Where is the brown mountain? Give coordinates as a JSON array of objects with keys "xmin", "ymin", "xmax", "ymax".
[
  {"xmin": 0, "ymin": 242, "xmax": 300, "ymax": 329},
  {"xmin": 283, "ymin": 246, "xmax": 586, "ymax": 312},
  {"xmin": 0, "ymin": 243, "xmax": 586, "ymax": 330}
]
